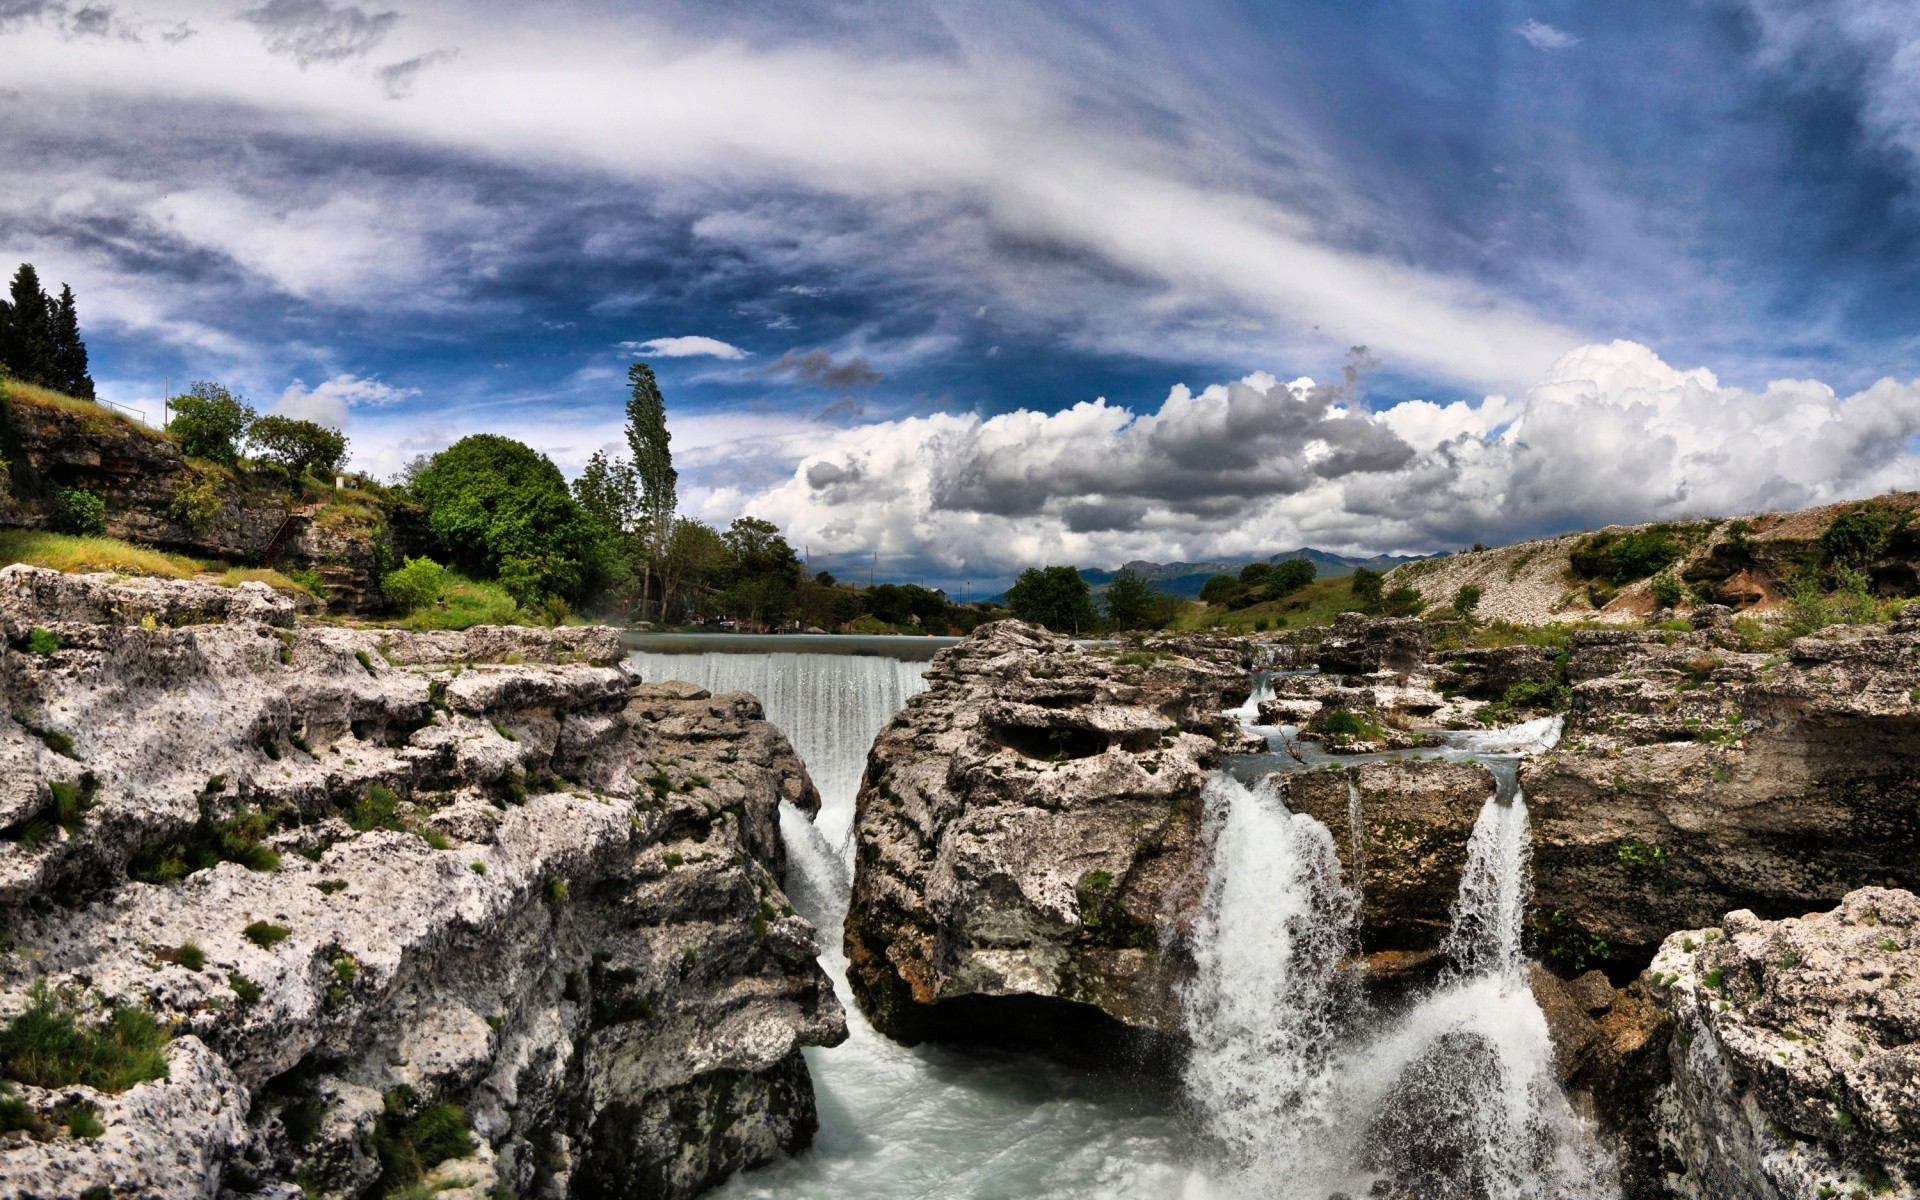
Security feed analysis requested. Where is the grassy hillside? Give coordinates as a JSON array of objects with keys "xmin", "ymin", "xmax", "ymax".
[{"xmin": 1166, "ymin": 574, "xmax": 1370, "ymax": 632}]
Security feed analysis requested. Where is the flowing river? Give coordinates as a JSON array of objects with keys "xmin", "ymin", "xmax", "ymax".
[{"xmin": 627, "ymin": 643, "xmax": 1617, "ymax": 1200}]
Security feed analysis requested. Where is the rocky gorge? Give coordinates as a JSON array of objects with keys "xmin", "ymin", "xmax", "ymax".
[{"xmin": 0, "ymin": 565, "xmax": 843, "ymax": 1198}]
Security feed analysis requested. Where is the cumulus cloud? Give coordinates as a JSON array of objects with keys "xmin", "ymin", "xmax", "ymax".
[
  {"xmin": 694, "ymin": 341, "xmax": 1920, "ymax": 580},
  {"xmin": 625, "ymin": 335, "xmax": 750, "ymax": 360},
  {"xmin": 274, "ymin": 372, "xmax": 417, "ymax": 428},
  {"xmin": 1517, "ymin": 19, "xmax": 1578, "ymax": 51},
  {"xmin": 757, "ymin": 348, "xmax": 882, "ymax": 388},
  {"xmin": 240, "ymin": 0, "xmax": 398, "ymax": 67}
]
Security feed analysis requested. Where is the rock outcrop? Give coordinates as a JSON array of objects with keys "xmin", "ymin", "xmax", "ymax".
[
  {"xmin": 0, "ymin": 566, "xmax": 844, "ymax": 1198},
  {"xmin": 1643, "ymin": 888, "xmax": 1918, "ymax": 1199},
  {"xmin": 1525, "ymin": 622, "xmax": 1920, "ymax": 977},
  {"xmin": 843, "ymin": 621, "xmax": 1261, "ymax": 1053}
]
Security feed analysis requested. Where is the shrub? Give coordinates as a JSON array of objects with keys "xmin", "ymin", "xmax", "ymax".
[
  {"xmin": 166, "ymin": 382, "xmax": 254, "ymax": 466},
  {"xmin": 0, "ymin": 1082, "xmax": 33, "ymax": 1134},
  {"xmin": 0, "ymin": 979, "xmax": 171, "ymax": 1093},
  {"xmin": 1452, "ymin": 584, "xmax": 1483, "ymax": 614},
  {"xmin": 242, "ymin": 920, "xmax": 289, "ymax": 949},
  {"xmin": 382, "ymin": 556, "xmax": 447, "ymax": 615},
  {"xmin": 1821, "ymin": 508, "xmax": 1897, "ymax": 568},
  {"xmin": 66, "ymin": 1100, "xmax": 104, "ymax": 1138},
  {"xmin": 1381, "ymin": 586, "xmax": 1425, "ymax": 617},
  {"xmin": 1350, "ymin": 567, "xmax": 1384, "ymax": 609},
  {"xmin": 1570, "ymin": 530, "xmax": 1682, "ymax": 585},
  {"xmin": 372, "ymin": 1091, "xmax": 473, "ymax": 1193},
  {"xmin": 51, "ymin": 487, "xmax": 107, "ymax": 537},
  {"xmin": 1198, "ymin": 574, "xmax": 1240, "ymax": 606},
  {"xmin": 26, "ymin": 626, "xmax": 58, "ymax": 656},
  {"xmin": 227, "ymin": 973, "xmax": 261, "ymax": 1005},
  {"xmin": 176, "ymin": 942, "xmax": 206, "ymax": 971},
  {"xmin": 1270, "ymin": 558, "xmax": 1316, "ymax": 594},
  {"xmin": 167, "ymin": 465, "xmax": 224, "ymax": 533},
  {"xmin": 127, "ymin": 808, "xmax": 279, "ymax": 883},
  {"xmin": 351, "ymin": 784, "xmax": 405, "ymax": 833},
  {"xmin": 247, "ymin": 415, "xmax": 348, "ymax": 480},
  {"xmin": 410, "ymin": 435, "xmax": 599, "ymax": 603},
  {"xmin": 1650, "ymin": 573, "xmax": 1684, "ymax": 609}
]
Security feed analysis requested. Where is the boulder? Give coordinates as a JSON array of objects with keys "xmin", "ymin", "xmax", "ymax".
[
  {"xmin": 1643, "ymin": 888, "xmax": 1920, "ymax": 1199},
  {"xmin": 843, "ymin": 621, "xmax": 1256, "ymax": 1054},
  {"xmin": 1316, "ymin": 612, "xmax": 1429, "ymax": 676}
]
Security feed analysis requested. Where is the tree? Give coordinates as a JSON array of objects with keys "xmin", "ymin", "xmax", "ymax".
[
  {"xmin": 1452, "ymin": 583, "xmax": 1483, "ymax": 614},
  {"xmin": 1102, "ymin": 567, "xmax": 1161, "ymax": 630},
  {"xmin": 1382, "ymin": 586, "xmax": 1426, "ymax": 617},
  {"xmin": 720, "ymin": 516, "xmax": 800, "ymax": 627},
  {"xmin": 1238, "ymin": 561, "xmax": 1273, "ymax": 586},
  {"xmin": 1198, "ymin": 574, "xmax": 1240, "ymax": 606},
  {"xmin": 572, "ymin": 451, "xmax": 640, "ymax": 538},
  {"xmin": 248, "ymin": 415, "xmax": 348, "ymax": 480},
  {"xmin": 1005, "ymin": 565, "xmax": 1096, "ymax": 634},
  {"xmin": 1271, "ymin": 558, "xmax": 1316, "ymax": 594},
  {"xmin": 51, "ymin": 285, "xmax": 93, "ymax": 399},
  {"xmin": 1350, "ymin": 567, "xmax": 1384, "ymax": 611},
  {"xmin": 382, "ymin": 556, "xmax": 447, "ymax": 614},
  {"xmin": 659, "ymin": 518, "xmax": 732, "ymax": 621},
  {"xmin": 410, "ymin": 434, "xmax": 599, "ymax": 603},
  {"xmin": 166, "ymin": 382, "xmax": 255, "ymax": 466},
  {"xmin": 626, "ymin": 363, "xmax": 677, "ymax": 622}
]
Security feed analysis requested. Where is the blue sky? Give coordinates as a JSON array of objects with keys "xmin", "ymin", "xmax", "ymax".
[{"xmin": 6, "ymin": 0, "xmax": 1920, "ymax": 588}]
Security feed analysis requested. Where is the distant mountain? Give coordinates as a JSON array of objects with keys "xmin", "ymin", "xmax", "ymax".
[{"xmin": 985, "ymin": 548, "xmax": 1430, "ymax": 603}]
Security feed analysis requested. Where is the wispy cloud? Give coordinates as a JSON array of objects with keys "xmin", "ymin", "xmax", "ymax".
[
  {"xmin": 626, "ymin": 335, "xmax": 751, "ymax": 360},
  {"xmin": 1517, "ymin": 19, "xmax": 1578, "ymax": 51},
  {"xmin": 240, "ymin": 0, "xmax": 398, "ymax": 67},
  {"xmin": 757, "ymin": 348, "xmax": 882, "ymax": 388}
]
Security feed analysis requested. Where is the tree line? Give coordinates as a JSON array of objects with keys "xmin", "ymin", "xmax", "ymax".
[{"xmin": 0, "ymin": 264, "xmax": 94, "ymax": 399}]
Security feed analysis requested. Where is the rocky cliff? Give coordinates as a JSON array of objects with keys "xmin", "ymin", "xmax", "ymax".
[
  {"xmin": 842, "ymin": 621, "xmax": 1262, "ymax": 1053},
  {"xmin": 1525, "ymin": 620, "xmax": 1920, "ymax": 977},
  {"xmin": 0, "ymin": 565, "xmax": 844, "ymax": 1199},
  {"xmin": 1644, "ymin": 888, "xmax": 1918, "ymax": 1199}
]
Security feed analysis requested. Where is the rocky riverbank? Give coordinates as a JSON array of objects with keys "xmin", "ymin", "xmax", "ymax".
[{"xmin": 0, "ymin": 565, "xmax": 843, "ymax": 1199}]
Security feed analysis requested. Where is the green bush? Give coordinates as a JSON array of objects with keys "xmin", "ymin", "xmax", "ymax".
[
  {"xmin": 166, "ymin": 382, "xmax": 255, "ymax": 467},
  {"xmin": 176, "ymin": 942, "xmax": 206, "ymax": 971},
  {"xmin": 382, "ymin": 556, "xmax": 447, "ymax": 615},
  {"xmin": 1005, "ymin": 565, "xmax": 1098, "ymax": 633},
  {"xmin": 409, "ymin": 435, "xmax": 599, "ymax": 603},
  {"xmin": 226, "ymin": 973, "xmax": 261, "ymax": 1005},
  {"xmin": 66, "ymin": 1101, "xmax": 104, "ymax": 1138},
  {"xmin": 167, "ymin": 465, "xmax": 224, "ymax": 533},
  {"xmin": 50, "ymin": 486, "xmax": 106, "ymax": 536},
  {"xmin": 1570, "ymin": 530, "xmax": 1682, "ymax": 585},
  {"xmin": 351, "ymin": 784, "xmax": 405, "ymax": 833},
  {"xmin": 0, "ymin": 1081, "xmax": 33, "ymax": 1133},
  {"xmin": 372, "ymin": 1091, "xmax": 472, "ymax": 1193},
  {"xmin": 1453, "ymin": 583, "xmax": 1482, "ymax": 614},
  {"xmin": 0, "ymin": 979, "xmax": 171, "ymax": 1093},
  {"xmin": 1650, "ymin": 573, "xmax": 1684, "ymax": 609},
  {"xmin": 1381, "ymin": 586, "xmax": 1425, "ymax": 617},
  {"xmin": 25, "ymin": 626, "xmax": 58, "ymax": 656},
  {"xmin": 1821, "ymin": 508, "xmax": 1897, "ymax": 568}
]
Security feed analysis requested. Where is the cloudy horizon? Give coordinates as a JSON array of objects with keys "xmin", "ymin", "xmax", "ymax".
[{"xmin": 8, "ymin": 0, "xmax": 1920, "ymax": 588}]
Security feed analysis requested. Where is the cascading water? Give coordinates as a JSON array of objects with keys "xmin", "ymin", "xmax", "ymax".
[{"xmin": 638, "ymin": 646, "xmax": 1614, "ymax": 1199}]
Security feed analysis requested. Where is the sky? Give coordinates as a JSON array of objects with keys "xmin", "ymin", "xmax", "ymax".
[{"xmin": 7, "ymin": 0, "xmax": 1920, "ymax": 590}]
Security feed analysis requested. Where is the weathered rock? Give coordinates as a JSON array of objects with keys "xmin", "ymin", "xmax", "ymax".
[
  {"xmin": 1429, "ymin": 644, "xmax": 1563, "ymax": 700},
  {"xmin": 1526, "ymin": 623, "xmax": 1920, "ymax": 977},
  {"xmin": 1275, "ymin": 760, "xmax": 1497, "ymax": 954},
  {"xmin": 1316, "ymin": 612, "xmax": 1429, "ymax": 676},
  {"xmin": 843, "ymin": 621, "xmax": 1255, "ymax": 1053},
  {"xmin": 0, "ymin": 566, "xmax": 845, "ymax": 1199},
  {"xmin": 1644, "ymin": 889, "xmax": 1920, "ymax": 1199}
]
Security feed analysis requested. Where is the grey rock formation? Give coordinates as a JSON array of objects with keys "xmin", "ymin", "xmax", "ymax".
[
  {"xmin": 843, "ymin": 621, "xmax": 1259, "ymax": 1052},
  {"xmin": 1525, "ymin": 623, "xmax": 1920, "ymax": 976},
  {"xmin": 0, "ymin": 566, "xmax": 843, "ymax": 1198},
  {"xmin": 1644, "ymin": 888, "xmax": 1918, "ymax": 1199}
]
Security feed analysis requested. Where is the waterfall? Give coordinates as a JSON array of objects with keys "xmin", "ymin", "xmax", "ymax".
[
  {"xmin": 629, "ymin": 649, "xmax": 928, "ymax": 854},
  {"xmin": 1232, "ymin": 669, "xmax": 1276, "ymax": 723},
  {"xmin": 1345, "ymin": 778, "xmax": 1365, "ymax": 893},
  {"xmin": 1444, "ymin": 789, "xmax": 1533, "ymax": 981},
  {"xmin": 1183, "ymin": 775, "xmax": 1358, "ymax": 1179}
]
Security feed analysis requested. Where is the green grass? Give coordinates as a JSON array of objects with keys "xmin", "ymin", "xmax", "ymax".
[
  {"xmin": 242, "ymin": 920, "xmax": 289, "ymax": 949},
  {"xmin": 25, "ymin": 627, "xmax": 59, "ymax": 655},
  {"xmin": 1169, "ymin": 575, "xmax": 1368, "ymax": 632},
  {"xmin": 128, "ymin": 809, "xmax": 280, "ymax": 883},
  {"xmin": 0, "ymin": 529, "xmax": 208, "ymax": 580},
  {"xmin": 383, "ymin": 572, "xmax": 524, "ymax": 631},
  {"xmin": 175, "ymin": 942, "xmax": 206, "ymax": 971},
  {"xmin": 227, "ymin": 973, "xmax": 261, "ymax": 1005},
  {"xmin": 372, "ymin": 1090, "xmax": 473, "ymax": 1195},
  {"xmin": 215, "ymin": 566, "xmax": 319, "ymax": 596},
  {"xmin": 5, "ymin": 380, "xmax": 165, "ymax": 435},
  {"xmin": 0, "ymin": 979, "xmax": 171, "ymax": 1093},
  {"xmin": 66, "ymin": 1101, "xmax": 104, "ymax": 1138}
]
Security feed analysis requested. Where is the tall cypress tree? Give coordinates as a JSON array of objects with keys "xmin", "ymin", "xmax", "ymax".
[
  {"xmin": 625, "ymin": 362, "xmax": 677, "ymax": 622},
  {"xmin": 50, "ymin": 285, "xmax": 93, "ymax": 399},
  {"xmin": 4, "ymin": 265, "xmax": 57, "ymax": 387}
]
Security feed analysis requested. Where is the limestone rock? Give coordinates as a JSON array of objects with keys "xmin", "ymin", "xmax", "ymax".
[
  {"xmin": 0, "ymin": 567, "xmax": 844, "ymax": 1199},
  {"xmin": 1644, "ymin": 889, "xmax": 1920, "ymax": 1199},
  {"xmin": 844, "ymin": 621, "xmax": 1255, "ymax": 1051}
]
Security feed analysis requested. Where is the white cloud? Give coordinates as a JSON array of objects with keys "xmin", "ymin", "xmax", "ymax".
[
  {"xmin": 1739, "ymin": 0, "xmax": 1920, "ymax": 176},
  {"xmin": 274, "ymin": 371, "xmax": 417, "ymax": 429},
  {"xmin": 1517, "ymin": 19, "xmax": 1579, "ymax": 51},
  {"xmin": 624, "ymin": 335, "xmax": 751, "ymax": 360},
  {"xmin": 659, "ymin": 341, "xmax": 1920, "ymax": 578},
  {"xmin": 0, "ymin": 1, "xmax": 1584, "ymax": 391}
]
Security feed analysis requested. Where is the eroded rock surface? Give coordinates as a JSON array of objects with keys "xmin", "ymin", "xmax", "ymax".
[
  {"xmin": 843, "ymin": 621, "xmax": 1260, "ymax": 1051},
  {"xmin": 0, "ymin": 566, "xmax": 844, "ymax": 1199},
  {"xmin": 1525, "ymin": 622, "xmax": 1920, "ymax": 976},
  {"xmin": 1644, "ymin": 888, "xmax": 1919, "ymax": 1200}
]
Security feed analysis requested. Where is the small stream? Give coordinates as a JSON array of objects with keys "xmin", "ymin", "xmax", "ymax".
[{"xmin": 630, "ymin": 642, "xmax": 1615, "ymax": 1200}]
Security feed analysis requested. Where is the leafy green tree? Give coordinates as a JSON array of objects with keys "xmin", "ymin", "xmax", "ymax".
[
  {"xmin": 1198, "ymin": 574, "xmax": 1240, "ymax": 606},
  {"xmin": 1270, "ymin": 558, "xmax": 1316, "ymax": 594},
  {"xmin": 1821, "ymin": 509, "xmax": 1896, "ymax": 569},
  {"xmin": 1452, "ymin": 583, "xmax": 1483, "ymax": 614},
  {"xmin": 1238, "ymin": 561, "xmax": 1273, "ymax": 586},
  {"xmin": 660, "ymin": 518, "xmax": 733, "ymax": 621},
  {"xmin": 248, "ymin": 415, "xmax": 348, "ymax": 480},
  {"xmin": 1350, "ymin": 567, "xmax": 1384, "ymax": 611},
  {"xmin": 572, "ymin": 450, "xmax": 640, "ymax": 538},
  {"xmin": 1005, "ymin": 565, "xmax": 1097, "ymax": 633},
  {"xmin": 382, "ymin": 556, "xmax": 447, "ymax": 614},
  {"xmin": 410, "ymin": 434, "xmax": 598, "ymax": 603},
  {"xmin": 1102, "ymin": 567, "xmax": 1161, "ymax": 630},
  {"xmin": 167, "ymin": 382, "xmax": 255, "ymax": 466},
  {"xmin": 1382, "ymin": 585, "xmax": 1426, "ymax": 617},
  {"xmin": 626, "ymin": 363, "xmax": 677, "ymax": 622},
  {"xmin": 720, "ymin": 516, "xmax": 800, "ymax": 627}
]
